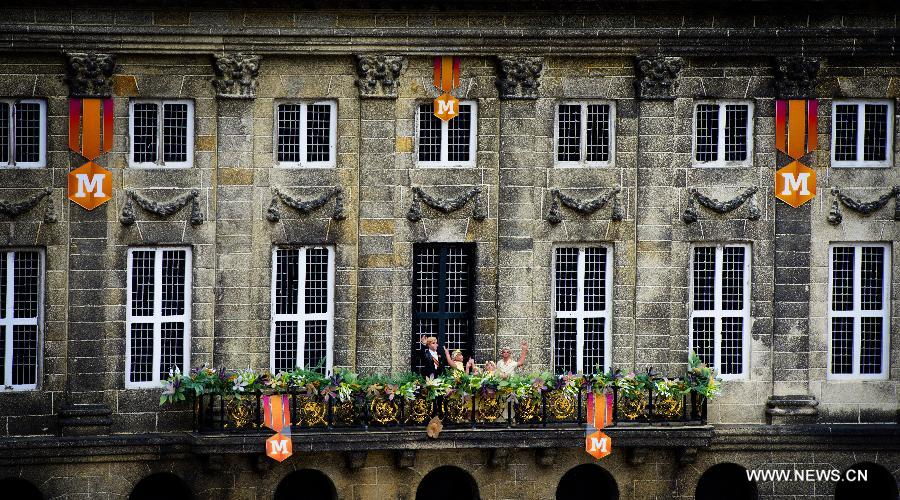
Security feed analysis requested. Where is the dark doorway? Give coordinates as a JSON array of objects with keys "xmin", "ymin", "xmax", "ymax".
[
  {"xmin": 695, "ymin": 463, "xmax": 757, "ymax": 500},
  {"xmin": 274, "ymin": 469, "xmax": 338, "ymax": 500},
  {"xmin": 834, "ymin": 462, "xmax": 899, "ymax": 500},
  {"xmin": 0, "ymin": 478, "xmax": 43, "ymax": 500},
  {"xmin": 556, "ymin": 463, "xmax": 619, "ymax": 500},
  {"xmin": 129, "ymin": 472, "xmax": 193, "ymax": 500},
  {"xmin": 415, "ymin": 466, "xmax": 480, "ymax": 500}
]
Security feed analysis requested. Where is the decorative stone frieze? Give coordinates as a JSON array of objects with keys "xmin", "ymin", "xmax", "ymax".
[
  {"xmin": 64, "ymin": 52, "xmax": 116, "ymax": 97},
  {"xmin": 496, "ymin": 56, "xmax": 543, "ymax": 99},
  {"xmin": 682, "ymin": 187, "xmax": 760, "ymax": 224},
  {"xmin": 634, "ymin": 56, "xmax": 683, "ymax": 100},
  {"xmin": 406, "ymin": 186, "xmax": 486, "ymax": 222},
  {"xmin": 546, "ymin": 188, "xmax": 623, "ymax": 224},
  {"xmin": 212, "ymin": 53, "xmax": 262, "ymax": 99},
  {"xmin": 119, "ymin": 189, "xmax": 204, "ymax": 226},
  {"xmin": 827, "ymin": 186, "xmax": 900, "ymax": 225},
  {"xmin": 266, "ymin": 185, "xmax": 347, "ymax": 222},
  {"xmin": 0, "ymin": 187, "xmax": 56, "ymax": 223},
  {"xmin": 354, "ymin": 55, "xmax": 404, "ymax": 98},
  {"xmin": 773, "ymin": 56, "xmax": 821, "ymax": 99}
]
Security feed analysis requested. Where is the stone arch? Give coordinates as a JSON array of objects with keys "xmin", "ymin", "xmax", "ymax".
[
  {"xmin": 274, "ymin": 468, "xmax": 338, "ymax": 500},
  {"xmin": 556, "ymin": 463, "xmax": 619, "ymax": 500},
  {"xmin": 695, "ymin": 462, "xmax": 757, "ymax": 500},
  {"xmin": 415, "ymin": 465, "xmax": 480, "ymax": 500},
  {"xmin": 129, "ymin": 472, "xmax": 193, "ymax": 500},
  {"xmin": 834, "ymin": 462, "xmax": 898, "ymax": 500}
]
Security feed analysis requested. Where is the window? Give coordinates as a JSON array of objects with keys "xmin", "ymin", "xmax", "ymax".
[
  {"xmin": 555, "ymin": 101, "xmax": 615, "ymax": 166},
  {"xmin": 411, "ymin": 243, "xmax": 475, "ymax": 371},
  {"xmin": 270, "ymin": 247, "xmax": 335, "ymax": 374},
  {"xmin": 128, "ymin": 99, "xmax": 194, "ymax": 167},
  {"xmin": 828, "ymin": 244, "xmax": 891, "ymax": 379},
  {"xmin": 0, "ymin": 99, "xmax": 46, "ymax": 168},
  {"xmin": 693, "ymin": 100, "xmax": 753, "ymax": 166},
  {"xmin": 275, "ymin": 101, "xmax": 337, "ymax": 167},
  {"xmin": 126, "ymin": 247, "xmax": 191, "ymax": 387},
  {"xmin": 689, "ymin": 244, "xmax": 750, "ymax": 379},
  {"xmin": 416, "ymin": 101, "xmax": 477, "ymax": 166},
  {"xmin": 552, "ymin": 245, "xmax": 613, "ymax": 374},
  {"xmin": 831, "ymin": 100, "xmax": 894, "ymax": 168},
  {"xmin": 0, "ymin": 250, "xmax": 43, "ymax": 390}
]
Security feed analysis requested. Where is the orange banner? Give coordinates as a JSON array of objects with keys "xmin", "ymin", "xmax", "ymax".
[
  {"xmin": 68, "ymin": 97, "xmax": 113, "ymax": 161},
  {"xmin": 775, "ymin": 99, "xmax": 818, "ymax": 160},
  {"xmin": 263, "ymin": 394, "xmax": 291, "ymax": 433},
  {"xmin": 433, "ymin": 56, "xmax": 460, "ymax": 92}
]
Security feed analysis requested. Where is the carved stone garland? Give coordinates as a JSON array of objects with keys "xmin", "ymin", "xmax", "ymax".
[
  {"xmin": 496, "ymin": 56, "xmax": 543, "ymax": 99},
  {"xmin": 213, "ymin": 53, "xmax": 262, "ymax": 99},
  {"xmin": 406, "ymin": 187, "xmax": 486, "ymax": 222},
  {"xmin": 682, "ymin": 187, "xmax": 761, "ymax": 224},
  {"xmin": 267, "ymin": 186, "xmax": 346, "ymax": 222},
  {"xmin": 634, "ymin": 56, "xmax": 683, "ymax": 100},
  {"xmin": 546, "ymin": 188, "xmax": 623, "ymax": 224},
  {"xmin": 65, "ymin": 52, "xmax": 116, "ymax": 97},
  {"xmin": 0, "ymin": 188, "xmax": 56, "ymax": 223},
  {"xmin": 827, "ymin": 186, "xmax": 900, "ymax": 225},
  {"xmin": 354, "ymin": 55, "xmax": 404, "ymax": 98},
  {"xmin": 120, "ymin": 189, "xmax": 204, "ymax": 226}
]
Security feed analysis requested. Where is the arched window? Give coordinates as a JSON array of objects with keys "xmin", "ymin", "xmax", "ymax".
[
  {"xmin": 556, "ymin": 463, "xmax": 619, "ymax": 500},
  {"xmin": 416, "ymin": 466, "xmax": 480, "ymax": 500},
  {"xmin": 695, "ymin": 463, "xmax": 757, "ymax": 500},
  {"xmin": 129, "ymin": 472, "xmax": 192, "ymax": 500},
  {"xmin": 834, "ymin": 462, "xmax": 898, "ymax": 500},
  {"xmin": 0, "ymin": 478, "xmax": 42, "ymax": 500},
  {"xmin": 274, "ymin": 469, "xmax": 338, "ymax": 500}
]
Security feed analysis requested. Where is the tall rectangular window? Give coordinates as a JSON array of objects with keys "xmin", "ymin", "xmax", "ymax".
[
  {"xmin": 129, "ymin": 99, "xmax": 194, "ymax": 167},
  {"xmin": 828, "ymin": 244, "xmax": 891, "ymax": 378},
  {"xmin": 689, "ymin": 244, "xmax": 750, "ymax": 378},
  {"xmin": 411, "ymin": 244, "xmax": 475, "ymax": 371},
  {"xmin": 0, "ymin": 99, "xmax": 46, "ymax": 168},
  {"xmin": 275, "ymin": 101, "xmax": 337, "ymax": 167},
  {"xmin": 693, "ymin": 101, "xmax": 753, "ymax": 166},
  {"xmin": 552, "ymin": 246, "xmax": 613, "ymax": 374},
  {"xmin": 270, "ymin": 247, "xmax": 335, "ymax": 374},
  {"xmin": 832, "ymin": 100, "xmax": 894, "ymax": 167},
  {"xmin": 126, "ymin": 247, "xmax": 191, "ymax": 387},
  {"xmin": 0, "ymin": 250, "xmax": 43, "ymax": 390},
  {"xmin": 416, "ymin": 102, "xmax": 477, "ymax": 166},
  {"xmin": 555, "ymin": 101, "xmax": 615, "ymax": 166}
]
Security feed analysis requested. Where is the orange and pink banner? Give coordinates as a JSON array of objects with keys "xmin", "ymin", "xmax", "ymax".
[{"xmin": 69, "ymin": 98, "xmax": 113, "ymax": 160}]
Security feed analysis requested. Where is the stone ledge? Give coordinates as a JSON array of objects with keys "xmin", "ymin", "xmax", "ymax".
[{"xmin": 710, "ymin": 424, "xmax": 900, "ymax": 451}]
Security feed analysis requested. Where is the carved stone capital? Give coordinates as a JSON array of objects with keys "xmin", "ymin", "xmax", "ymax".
[
  {"xmin": 354, "ymin": 55, "xmax": 404, "ymax": 98},
  {"xmin": 213, "ymin": 53, "xmax": 262, "ymax": 99},
  {"xmin": 774, "ymin": 57, "xmax": 821, "ymax": 99},
  {"xmin": 635, "ymin": 56, "xmax": 683, "ymax": 100},
  {"xmin": 497, "ymin": 56, "xmax": 543, "ymax": 99},
  {"xmin": 65, "ymin": 53, "xmax": 116, "ymax": 97}
]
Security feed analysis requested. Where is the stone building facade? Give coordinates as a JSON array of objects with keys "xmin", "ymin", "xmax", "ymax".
[{"xmin": 0, "ymin": 1, "xmax": 897, "ymax": 499}]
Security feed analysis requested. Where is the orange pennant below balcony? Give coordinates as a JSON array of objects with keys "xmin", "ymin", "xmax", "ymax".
[
  {"xmin": 585, "ymin": 430, "xmax": 612, "ymax": 460},
  {"xmin": 266, "ymin": 432, "xmax": 293, "ymax": 462},
  {"xmin": 263, "ymin": 394, "xmax": 291, "ymax": 433}
]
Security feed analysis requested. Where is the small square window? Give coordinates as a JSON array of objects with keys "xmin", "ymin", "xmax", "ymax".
[
  {"xmin": 554, "ymin": 102, "xmax": 615, "ymax": 166},
  {"xmin": 692, "ymin": 101, "xmax": 753, "ymax": 167},
  {"xmin": 415, "ymin": 101, "xmax": 477, "ymax": 167},
  {"xmin": 831, "ymin": 100, "xmax": 894, "ymax": 168},
  {"xmin": 129, "ymin": 100, "xmax": 194, "ymax": 168},
  {"xmin": 0, "ymin": 99, "xmax": 46, "ymax": 168},
  {"xmin": 275, "ymin": 101, "xmax": 337, "ymax": 167}
]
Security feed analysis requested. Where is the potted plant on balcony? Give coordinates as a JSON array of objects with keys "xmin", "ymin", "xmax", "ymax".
[{"xmin": 616, "ymin": 370, "xmax": 653, "ymax": 420}]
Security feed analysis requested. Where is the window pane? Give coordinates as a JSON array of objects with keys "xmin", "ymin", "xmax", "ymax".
[
  {"xmin": 417, "ymin": 104, "xmax": 441, "ymax": 162},
  {"xmin": 162, "ymin": 103, "xmax": 189, "ymax": 163},
  {"xmin": 13, "ymin": 251, "xmax": 39, "ymax": 319},
  {"xmin": 554, "ymin": 317, "xmax": 576, "ymax": 375},
  {"xmin": 0, "ymin": 252, "xmax": 4, "ymax": 319},
  {"xmin": 830, "ymin": 317, "xmax": 853, "ymax": 375},
  {"xmin": 861, "ymin": 246, "xmax": 884, "ymax": 310},
  {"xmin": 831, "ymin": 247, "xmax": 854, "ymax": 311},
  {"xmin": 446, "ymin": 246, "xmax": 469, "ymax": 314},
  {"xmin": 159, "ymin": 322, "xmax": 184, "ymax": 379},
  {"xmin": 277, "ymin": 104, "xmax": 302, "ymax": 163},
  {"xmin": 586, "ymin": 104, "xmax": 611, "ymax": 163},
  {"xmin": 863, "ymin": 104, "xmax": 888, "ymax": 162},
  {"xmin": 695, "ymin": 104, "xmax": 718, "ymax": 162},
  {"xmin": 691, "ymin": 317, "xmax": 714, "ymax": 368},
  {"xmin": 14, "ymin": 102, "xmax": 41, "ymax": 164},
  {"xmin": 11, "ymin": 324, "xmax": 37, "ymax": 385},
  {"xmin": 413, "ymin": 318, "xmax": 438, "ymax": 373},
  {"xmin": 447, "ymin": 104, "xmax": 472, "ymax": 163},
  {"xmin": 307, "ymin": 104, "xmax": 331, "ymax": 163},
  {"xmin": 445, "ymin": 318, "xmax": 469, "ymax": 359},
  {"xmin": 583, "ymin": 317, "xmax": 605, "ymax": 374},
  {"xmin": 161, "ymin": 250, "xmax": 186, "ymax": 316},
  {"xmin": 305, "ymin": 248, "xmax": 329, "ymax": 315},
  {"xmin": 273, "ymin": 321, "xmax": 298, "ymax": 372},
  {"xmin": 557, "ymin": 104, "xmax": 581, "ymax": 162},
  {"xmin": 304, "ymin": 320, "xmax": 328, "ymax": 373},
  {"xmin": 692, "ymin": 247, "xmax": 715, "ymax": 310},
  {"xmin": 554, "ymin": 247, "xmax": 578, "ymax": 312},
  {"xmin": 0, "ymin": 326, "xmax": 4, "ymax": 384},
  {"xmin": 414, "ymin": 247, "xmax": 439, "ymax": 313},
  {"xmin": 583, "ymin": 247, "xmax": 607, "ymax": 312},
  {"xmin": 129, "ymin": 323, "xmax": 154, "ymax": 383},
  {"xmin": 724, "ymin": 104, "xmax": 748, "ymax": 162},
  {"xmin": 130, "ymin": 250, "xmax": 155, "ymax": 316},
  {"xmin": 275, "ymin": 249, "xmax": 300, "ymax": 315},
  {"xmin": 0, "ymin": 102, "xmax": 8, "ymax": 163},
  {"xmin": 132, "ymin": 103, "xmax": 158, "ymax": 163},
  {"xmin": 860, "ymin": 317, "xmax": 883, "ymax": 374},
  {"xmin": 720, "ymin": 317, "xmax": 743, "ymax": 375},
  {"xmin": 833, "ymin": 104, "xmax": 858, "ymax": 162},
  {"xmin": 721, "ymin": 246, "xmax": 745, "ymax": 311}
]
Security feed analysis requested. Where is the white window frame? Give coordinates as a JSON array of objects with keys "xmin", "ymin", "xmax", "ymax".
[
  {"xmin": 550, "ymin": 244, "xmax": 614, "ymax": 374},
  {"xmin": 688, "ymin": 243, "xmax": 751, "ymax": 380},
  {"xmin": 125, "ymin": 247, "xmax": 192, "ymax": 388},
  {"xmin": 273, "ymin": 100, "xmax": 338, "ymax": 168},
  {"xmin": 269, "ymin": 246, "xmax": 335, "ymax": 374},
  {"xmin": 827, "ymin": 243, "xmax": 891, "ymax": 380},
  {"xmin": 128, "ymin": 99, "xmax": 194, "ymax": 168},
  {"xmin": 0, "ymin": 99, "xmax": 47, "ymax": 168},
  {"xmin": 830, "ymin": 99, "xmax": 894, "ymax": 168},
  {"xmin": 691, "ymin": 99, "xmax": 754, "ymax": 167},
  {"xmin": 415, "ymin": 100, "xmax": 478, "ymax": 167},
  {"xmin": 553, "ymin": 100, "xmax": 616, "ymax": 168},
  {"xmin": 0, "ymin": 249, "xmax": 44, "ymax": 391}
]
